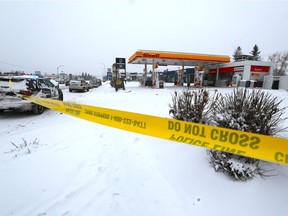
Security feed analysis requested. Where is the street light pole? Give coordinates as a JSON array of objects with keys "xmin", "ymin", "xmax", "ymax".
[
  {"xmin": 100, "ymin": 63, "xmax": 106, "ymax": 79},
  {"xmin": 57, "ymin": 65, "xmax": 64, "ymax": 82}
]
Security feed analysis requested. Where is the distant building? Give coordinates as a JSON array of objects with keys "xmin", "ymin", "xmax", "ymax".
[
  {"xmin": 124, "ymin": 72, "xmax": 143, "ymax": 81},
  {"xmin": 2, "ymin": 71, "xmax": 25, "ymax": 76}
]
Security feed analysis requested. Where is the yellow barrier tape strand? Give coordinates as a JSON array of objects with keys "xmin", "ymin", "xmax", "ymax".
[{"xmin": 21, "ymin": 95, "xmax": 288, "ymax": 166}]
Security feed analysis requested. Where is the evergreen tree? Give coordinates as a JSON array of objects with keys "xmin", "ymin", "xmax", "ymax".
[
  {"xmin": 233, "ymin": 46, "xmax": 242, "ymax": 61},
  {"xmin": 250, "ymin": 44, "xmax": 261, "ymax": 61}
]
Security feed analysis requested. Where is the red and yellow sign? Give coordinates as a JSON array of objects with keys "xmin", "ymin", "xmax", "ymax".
[
  {"xmin": 143, "ymin": 53, "xmax": 160, "ymax": 58},
  {"xmin": 128, "ymin": 50, "xmax": 230, "ymax": 65}
]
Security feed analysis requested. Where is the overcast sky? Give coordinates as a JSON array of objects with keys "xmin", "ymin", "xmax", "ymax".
[{"xmin": 0, "ymin": 0, "xmax": 287, "ymax": 77}]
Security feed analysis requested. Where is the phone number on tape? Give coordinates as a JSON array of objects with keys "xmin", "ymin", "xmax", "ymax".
[{"xmin": 85, "ymin": 109, "xmax": 146, "ymax": 129}]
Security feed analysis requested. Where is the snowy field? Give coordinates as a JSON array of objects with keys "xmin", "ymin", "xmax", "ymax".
[{"xmin": 1, "ymin": 81, "xmax": 288, "ymax": 216}]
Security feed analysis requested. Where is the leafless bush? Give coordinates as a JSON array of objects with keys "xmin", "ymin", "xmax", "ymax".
[
  {"xmin": 169, "ymin": 89, "xmax": 220, "ymax": 124},
  {"xmin": 169, "ymin": 88, "xmax": 286, "ymax": 181},
  {"xmin": 6, "ymin": 138, "xmax": 40, "ymax": 157},
  {"xmin": 208, "ymin": 88, "xmax": 286, "ymax": 180},
  {"xmin": 212, "ymin": 88, "xmax": 287, "ymax": 135},
  {"xmin": 207, "ymin": 150, "xmax": 277, "ymax": 181}
]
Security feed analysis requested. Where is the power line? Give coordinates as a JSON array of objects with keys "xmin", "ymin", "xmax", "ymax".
[{"xmin": 0, "ymin": 60, "xmax": 55, "ymax": 71}]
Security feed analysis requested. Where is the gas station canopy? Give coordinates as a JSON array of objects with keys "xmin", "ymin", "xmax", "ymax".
[{"xmin": 128, "ymin": 50, "xmax": 230, "ymax": 67}]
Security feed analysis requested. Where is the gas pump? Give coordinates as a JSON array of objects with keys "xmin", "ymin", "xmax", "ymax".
[
  {"xmin": 155, "ymin": 72, "xmax": 160, "ymax": 88},
  {"xmin": 178, "ymin": 69, "xmax": 184, "ymax": 86},
  {"xmin": 152, "ymin": 64, "xmax": 159, "ymax": 88},
  {"xmin": 232, "ymin": 74, "xmax": 241, "ymax": 87},
  {"xmin": 195, "ymin": 66, "xmax": 204, "ymax": 87}
]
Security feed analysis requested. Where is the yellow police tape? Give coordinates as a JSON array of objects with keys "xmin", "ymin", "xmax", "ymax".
[{"xmin": 21, "ymin": 95, "xmax": 288, "ymax": 166}]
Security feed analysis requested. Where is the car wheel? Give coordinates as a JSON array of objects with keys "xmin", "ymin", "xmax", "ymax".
[
  {"xmin": 32, "ymin": 104, "xmax": 45, "ymax": 115},
  {"xmin": 87, "ymin": 88, "xmax": 89, "ymax": 91},
  {"xmin": 58, "ymin": 89, "xmax": 64, "ymax": 101},
  {"xmin": 69, "ymin": 89, "xmax": 72, "ymax": 92}
]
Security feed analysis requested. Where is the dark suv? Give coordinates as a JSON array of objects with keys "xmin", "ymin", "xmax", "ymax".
[{"xmin": 0, "ymin": 75, "xmax": 63, "ymax": 114}]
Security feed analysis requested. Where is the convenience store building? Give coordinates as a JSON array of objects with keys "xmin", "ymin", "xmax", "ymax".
[{"xmin": 208, "ymin": 60, "xmax": 273, "ymax": 87}]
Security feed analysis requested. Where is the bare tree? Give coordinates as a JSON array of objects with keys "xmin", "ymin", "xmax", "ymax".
[{"xmin": 268, "ymin": 51, "xmax": 288, "ymax": 76}]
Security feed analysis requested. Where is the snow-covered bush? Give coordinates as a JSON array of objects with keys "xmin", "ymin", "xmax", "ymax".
[
  {"xmin": 212, "ymin": 88, "xmax": 287, "ymax": 135},
  {"xmin": 169, "ymin": 89, "xmax": 219, "ymax": 124},
  {"xmin": 208, "ymin": 88, "xmax": 287, "ymax": 181},
  {"xmin": 207, "ymin": 150, "xmax": 276, "ymax": 181},
  {"xmin": 169, "ymin": 88, "xmax": 286, "ymax": 181}
]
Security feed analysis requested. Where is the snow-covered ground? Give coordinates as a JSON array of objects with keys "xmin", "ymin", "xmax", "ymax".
[{"xmin": 1, "ymin": 82, "xmax": 288, "ymax": 216}]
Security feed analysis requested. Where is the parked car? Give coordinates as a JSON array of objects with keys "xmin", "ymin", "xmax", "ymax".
[
  {"xmin": 69, "ymin": 80, "xmax": 89, "ymax": 92},
  {"xmin": 85, "ymin": 80, "xmax": 94, "ymax": 89},
  {"xmin": 0, "ymin": 75, "xmax": 63, "ymax": 114},
  {"xmin": 56, "ymin": 78, "xmax": 65, "ymax": 84},
  {"xmin": 88, "ymin": 80, "xmax": 99, "ymax": 88},
  {"xmin": 65, "ymin": 80, "xmax": 70, "ymax": 86}
]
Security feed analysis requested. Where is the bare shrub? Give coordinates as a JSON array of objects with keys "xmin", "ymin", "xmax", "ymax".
[
  {"xmin": 207, "ymin": 150, "xmax": 277, "ymax": 181},
  {"xmin": 212, "ymin": 88, "xmax": 287, "ymax": 135},
  {"xmin": 208, "ymin": 88, "xmax": 286, "ymax": 180},
  {"xmin": 169, "ymin": 88, "xmax": 286, "ymax": 181},
  {"xmin": 169, "ymin": 89, "xmax": 219, "ymax": 124},
  {"xmin": 6, "ymin": 138, "xmax": 40, "ymax": 157}
]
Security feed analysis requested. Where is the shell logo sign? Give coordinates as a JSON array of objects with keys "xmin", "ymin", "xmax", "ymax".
[{"xmin": 142, "ymin": 52, "xmax": 160, "ymax": 58}]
